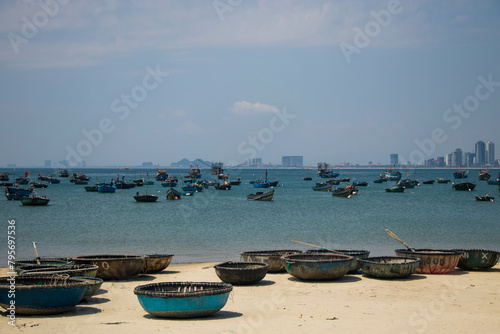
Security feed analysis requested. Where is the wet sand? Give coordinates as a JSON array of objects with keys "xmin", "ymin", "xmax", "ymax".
[{"xmin": 1, "ymin": 263, "xmax": 499, "ymax": 333}]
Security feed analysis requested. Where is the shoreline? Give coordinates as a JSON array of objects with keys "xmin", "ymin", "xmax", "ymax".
[{"xmin": 1, "ymin": 263, "xmax": 499, "ymax": 333}]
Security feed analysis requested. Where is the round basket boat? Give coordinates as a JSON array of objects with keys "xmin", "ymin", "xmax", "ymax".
[
  {"xmin": 142, "ymin": 254, "xmax": 174, "ymax": 274},
  {"xmin": 305, "ymin": 249, "xmax": 370, "ymax": 273},
  {"xmin": 240, "ymin": 250, "xmax": 302, "ymax": 272},
  {"xmin": 0, "ymin": 276, "xmax": 90, "ymax": 315},
  {"xmin": 20, "ymin": 264, "xmax": 99, "ymax": 278},
  {"xmin": 358, "ymin": 256, "xmax": 420, "ymax": 279},
  {"xmin": 80, "ymin": 277, "xmax": 104, "ymax": 301},
  {"xmin": 452, "ymin": 249, "xmax": 500, "ymax": 271},
  {"xmin": 394, "ymin": 249, "xmax": 461, "ymax": 274},
  {"xmin": 214, "ymin": 262, "xmax": 269, "ymax": 285},
  {"xmin": 281, "ymin": 253, "xmax": 353, "ymax": 280},
  {"xmin": 72, "ymin": 255, "xmax": 146, "ymax": 280},
  {"xmin": 14, "ymin": 258, "xmax": 72, "ymax": 273},
  {"xmin": 134, "ymin": 282, "xmax": 233, "ymax": 318}
]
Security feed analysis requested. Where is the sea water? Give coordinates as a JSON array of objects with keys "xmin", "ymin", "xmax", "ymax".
[{"xmin": 1, "ymin": 168, "xmax": 499, "ymax": 266}]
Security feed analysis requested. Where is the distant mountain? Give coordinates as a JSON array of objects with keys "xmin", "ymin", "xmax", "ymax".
[{"xmin": 170, "ymin": 158, "xmax": 211, "ymax": 168}]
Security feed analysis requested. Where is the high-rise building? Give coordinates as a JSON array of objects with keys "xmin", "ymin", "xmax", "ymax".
[
  {"xmin": 464, "ymin": 152, "xmax": 475, "ymax": 167},
  {"xmin": 452, "ymin": 149, "xmax": 463, "ymax": 167},
  {"xmin": 281, "ymin": 156, "xmax": 303, "ymax": 167},
  {"xmin": 390, "ymin": 154, "xmax": 398, "ymax": 166},
  {"xmin": 486, "ymin": 142, "xmax": 495, "ymax": 165},
  {"xmin": 475, "ymin": 141, "xmax": 486, "ymax": 165},
  {"xmin": 436, "ymin": 156, "xmax": 445, "ymax": 167},
  {"xmin": 446, "ymin": 153, "xmax": 453, "ymax": 167}
]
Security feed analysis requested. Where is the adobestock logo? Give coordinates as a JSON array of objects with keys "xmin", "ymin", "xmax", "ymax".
[
  {"xmin": 237, "ymin": 107, "xmax": 296, "ymax": 159},
  {"xmin": 7, "ymin": 0, "xmax": 71, "ymax": 54},
  {"xmin": 339, "ymin": 0, "xmax": 403, "ymax": 64}
]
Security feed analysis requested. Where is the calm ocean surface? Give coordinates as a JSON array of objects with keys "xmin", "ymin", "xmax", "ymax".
[{"xmin": 1, "ymin": 168, "xmax": 499, "ymax": 267}]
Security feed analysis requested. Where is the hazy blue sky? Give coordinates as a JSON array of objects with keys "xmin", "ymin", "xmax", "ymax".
[{"xmin": 1, "ymin": 0, "xmax": 499, "ymax": 167}]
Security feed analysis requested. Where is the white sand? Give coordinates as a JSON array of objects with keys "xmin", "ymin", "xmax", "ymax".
[{"xmin": 1, "ymin": 263, "xmax": 499, "ymax": 333}]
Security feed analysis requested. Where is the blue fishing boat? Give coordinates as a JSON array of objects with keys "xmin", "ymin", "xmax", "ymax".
[
  {"xmin": 453, "ymin": 170, "xmax": 468, "ymax": 179},
  {"xmin": 161, "ymin": 180, "xmax": 178, "ymax": 187},
  {"xmin": 134, "ymin": 282, "xmax": 233, "ymax": 318},
  {"xmin": 0, "ymin": 276, "xmax": 89, "ymax": 315},
  {"xmin": 181, "ymin": 183, "xmax": 197, "ymax": 192},
  {"xmin": 97, "ymin": 183, "xmax": 116, "ymax": 193},
  {"xmin": 317, "ymin": 162, "xmax": 339, "ymax": 178},
  {"xmin": 3, "ymin": 186, "xmax": 33, "ymax": 200},
  {"xmin": 312, "ymin": 182, "xmax": 332, "ymax": 191}
]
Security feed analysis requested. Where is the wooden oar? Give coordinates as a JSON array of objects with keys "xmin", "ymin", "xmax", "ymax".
[
  {"xmin": 385, "ymin": 229, "xmax": 415, "ymax": 252},
  {"xmin": 33, "ymin": 241, "xmax": 41, "ymax": 264},
  {"xmin": 291, "ymin": 240, "xmax": 343, "ymax": 254}
]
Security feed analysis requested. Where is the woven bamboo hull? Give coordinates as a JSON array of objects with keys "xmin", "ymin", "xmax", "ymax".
[
  {"xmin": 453, "ymin": 249, "xmax": 500, "ymax": 270},
  {"xmin": 214, "ymin": 262, "xmax": 269, "ymax": 285},
  {"xmin": 0, "ymin": 277, "xmax": 88, "ymax": 315},
  {"xmin": 143, "ymin": 254, "xmax": 174, "ymax": 274},
  {"xmin": 134, "ymin": 282, "xmax": 232, "ymax": 318},
  {"xmin": 72, "ymin": 255, "xmax": 145, "ymax": 280},
  {"xmin": 281, "ymin": 254, "xmax": 353, "ymax": 280},
  {"xmin": 240, "ymin": 250, "xmax": 302, "ymax": 272},
  {"xmin": 395, "ymin": 249, "xmax": 461, "ymax": 274},
  {"xmin": 358, "ymin": 257, "xmax": 420, "ymax": 279}
]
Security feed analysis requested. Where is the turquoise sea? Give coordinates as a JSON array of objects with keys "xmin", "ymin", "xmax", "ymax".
[{"xmin": 1, "ymin": 168, "xmax": 499, "ymax": 267}]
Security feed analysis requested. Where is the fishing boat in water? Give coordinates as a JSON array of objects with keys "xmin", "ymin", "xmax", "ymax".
[
  {"xmin": 0, "ymin": 172, "xmax": 9, "ymax": 181},
  {"xmin": 247, "ymin": 189, "xmax": 274, "ymax": 201},
  {"xmin": 166, "ymin": 187, "xmax": 182, "ymax": 200},
  {"xmin": 436, "ymin": 178, "xmax": 451, "ymax": 183},
  {"xmin": 385, "ymin": 186, "xmax": 405, "ymax": 193},
  {"xmin": 133, "ymin": 192, "xmax": 158, "ymax": 202},
  {"xmin": 214, "ymin": 181, "xmax": 232, "ymax": 190},
  {"xmin": 487, "ymin": 173, "xmax": 500, "ymax": 185},
  {"xmin": 475, "ymin": 194, "xmax": 494, "ymax": 202},
  {"xmin": 312, "ymin": 182, "xmax": 332, "ymax": 192},
  {"xmin": 97, "ymin": 183, "xmax": 116, "ymax": 193},
  {"xmin": 21, "ymin": 195, "xmax": 50, "ymax": 206},
  {"xmin": 453, "ymin": 170, "xmax": 468, "ymax": 179},
  {"xmin": 84, "ymin": 184, "xmax": 99, "ymax": 192},
  {"xmin": 58, "ymin": 169, "xmax": 69, "ymax": 177},
  {"xmin": 383, "ymin": 169, "xmax": 402, "ymax": 181},
  {"xmin": 452, "ymin": 182, "xmax": 476, "ymax": 191},
  {"xmin": 478, "ymin": 169, "xmax": 491, "ymax": 180},
  {"xmin": 229, "ymin": 177, "xmax": 242, "ymax": 185},
  {"xmin": 317, "ymin": 162, "xmax": 339, "ymax": 178},
  {"xmin": 29, "ymin": 181, "xmax": 48, "ymax": 188},
  {"xmin": 352, "ymin": 181, "xmax": 368, "ymax": 187},
  {"xmin": 397, "ymin": 179, "xmax": 419, "ymax": 188},
  {"xmin": 422, "ymin": 180, "xmax": 435, "ymax": 185},
  {"xmin": 161, "ymin": 180, "xmax": 178, "ymax": 187},
  {"xmin": 331, "ymin": 185, "xmax": 356, "ymax": 198},
  {"xmin": 4, "ymin": 186, "xmax": 33, "ymax": 200}
]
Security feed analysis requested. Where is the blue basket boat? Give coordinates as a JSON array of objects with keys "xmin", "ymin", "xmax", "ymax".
[
  {"xmin": 0, "ymin": 276, "xmax": 90, "ymax": 315},
  {"xmin": 80, "ymin": 277, "xmax": 104, "ymax": 301},
  {"xmin": 134, "ymin": 282, "xmax": 233, "ymax": 318}
]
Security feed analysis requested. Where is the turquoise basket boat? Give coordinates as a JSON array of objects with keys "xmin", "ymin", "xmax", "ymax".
[
  {"xmin": 134, "ymin": 282, "xmax": 233, "ymax": 318},
  {"xmin": 0, "ymin": 276, "xmax": 89, "ymax": 315}
]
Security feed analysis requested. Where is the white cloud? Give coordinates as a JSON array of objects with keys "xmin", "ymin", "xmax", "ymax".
[{"xmin": 229, "ymin": 101, "xmax": 279, "ymax": 115}]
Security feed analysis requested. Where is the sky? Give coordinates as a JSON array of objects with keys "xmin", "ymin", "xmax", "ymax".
[{"xmin": 1, "ymin": 0, "xmax": 499, "ymax": 167}]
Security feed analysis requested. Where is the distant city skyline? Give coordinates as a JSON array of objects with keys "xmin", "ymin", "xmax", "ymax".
[{"xmin": 1, "ymin": 1, "xmax": 499, "ymax": 167}]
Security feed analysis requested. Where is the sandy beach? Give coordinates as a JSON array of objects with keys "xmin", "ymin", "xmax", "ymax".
[{"xmin": 1, "ymin": 263, "xmax": 499, "ymax": 334}]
